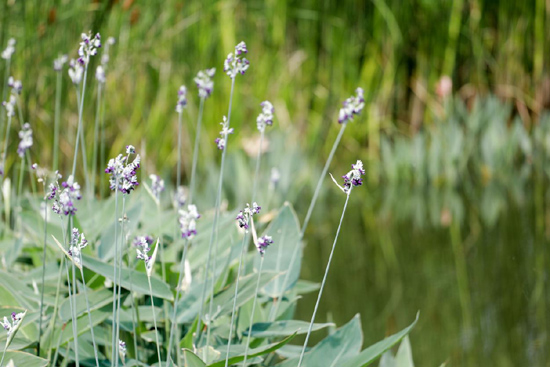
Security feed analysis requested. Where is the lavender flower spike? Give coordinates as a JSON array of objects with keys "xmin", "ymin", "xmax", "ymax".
[
  {"xmin": 68, "ymin": 228, "xmax": 88, "ymax": 266},
  {"xmin": 105, "ymin": 148, "xmax": 141, "ymax": 194},
  {"xmin": 1, "ymin": 38, "xmax": 15, "ymax": 60},
  {"xmin": 194, "ymin": 68, "xmax": 216, "ymax": 98},
  {"xmin": 17, "ymin": 123, "xmax": 32, "ymax": 158},
  {"xmin": 173, "ymin": 186, "xmax": 187, "ymax": 209},
  {"xmin": 149, "ymin": 174, "xmax": 165, "ymax": 201},
  {"xmin": 223, "ymin": 41, "xmax": 250, "ymax": 78},
  {"xmin": 47, "ymin": 174, "xmax": 82, "ymax": 216},
  {"xmin": 176, "ymin": 85, "xmax": 188, "ymax": 113},
  {"xmin": 236, "ymin": 202, "xmax": 261, "ymax": 231},
  {"xmin": 7, "ymin": 77, "xmax": 22, "ymax": 94},
  {"xmin": 2, "ymin": 95, "xmax": 16, "ymax": 117},
  {"xmin": 215, "ymin": 116, "xmax": 234, "ymax": 150},
  {"xmin": 256, "ymin": 235, "xmax": 273, "ymax": 256},
  {"xmin": 256, "ymin": 100, "xmax": 274, "ymax": 132},
  {"xmin": 134, "ymin": 235, "xmax": 154, "ymax": 271},
  {"xmin": 338, "ymin": 87, "xmax": 365, "ymax": 124},
  {"xmin": 77, "ymin": 32, "xmax": 101, "ymax": 66},
  {"xmin": 330, "ymin": 160, "xmax": 365, "ymax": 194},
  {"xmin": 179, "ymin": 204, "xmax": 201, "ymax": 239},
  {"xmin": 118, "ymin": 340, "xmax": 127, "ymax": 362},
  {"xmin": 96, "ymin": 65, "xmax": 106, "ymax": 84}
]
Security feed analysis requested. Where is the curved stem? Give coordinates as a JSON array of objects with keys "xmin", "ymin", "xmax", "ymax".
[
  {"xmin": 224, "ymin": 233, "xmax": 248, "ymax": 367},
  {"xmin": 297, "ymin": 192, "xmax": 350, "ymax": 367},
  {"xmin": 148, "ymin": 276, "xmax": 163, "ymax": 364},
  {"xmin": 189, "ymin": 97, "xmax": 204, "ymax": 204},
  {"xmin": 242, "ymin": 256, "xmax": 264, "ymax": 366}
]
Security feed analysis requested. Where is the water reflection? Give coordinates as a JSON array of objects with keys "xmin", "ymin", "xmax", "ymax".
[{"xmin": 298, "ymin": 98, "xmax": 550, "ymax": 366}]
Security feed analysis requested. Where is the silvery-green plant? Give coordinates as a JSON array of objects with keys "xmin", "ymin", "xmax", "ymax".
[
  {"xmin": 0, "ymin": 310, "xmax": 27, "ymax": 366},
  {"xmin": 297, "ymin": 160, "xmax": 365, "ymax": 367}
]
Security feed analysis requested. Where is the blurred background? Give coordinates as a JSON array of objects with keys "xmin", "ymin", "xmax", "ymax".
[{"xmin": 1, "ymin": 0, "xmax": 550, "ymax": 365}]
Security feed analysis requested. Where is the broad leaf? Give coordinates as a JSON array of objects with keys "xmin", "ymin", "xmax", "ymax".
[
  {"xmin": 243, "ymin": 320, "xmax": 333, "ymax": 338},
  {"xmin": 1, "ymin": 351, "xmax": 49, "ymax": 367},
  {"xmin": 81, "ymin": 254, "xmax": 173, "ymax": 301}
]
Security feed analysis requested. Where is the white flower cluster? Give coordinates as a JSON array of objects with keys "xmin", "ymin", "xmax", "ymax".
[
  {"xmin": 1, "ymin": 38, "xmax": 15, "ymax": 60},
  {"xmin": 105, "ymin": 146, "xmax": 141, "ymax": 195},
  {"xmin": 179, "ymin": 204, "xmax": 201, "ymax": 239},
  {"xmin": 215, "ymin": 116, "xmax": 234, "ymax": 150},
  {"xmin": 194, "ymin": 68, "xmax": 215, "ymax": 99},
  {"xmin": 68, "ymin": 228, "xmax": 88, "ymax": 266},
  {"xmin": 53, "ymin": 54, "xmax": 68, "ymax": 72},
  {"xmin": 17, "ymin": 123, "xmax": 32, "ymax": 158},
  {"xmin": 77, "ymin": 32, "xmax": 101, "ymax": 66},
  {"xmin": 256, "ymin": 100, "xmax": 274, "ymax": 132},
  {"xmin": 68, "ymin": 59, "xmax": 84, "ymax": 85},
  {"xmin": 223, "ymin": 41, "xmax": 250, "ymax": 78},
  {"xmin": 338, "ymin": 87, "xmax": 365, "ymax": 124}
]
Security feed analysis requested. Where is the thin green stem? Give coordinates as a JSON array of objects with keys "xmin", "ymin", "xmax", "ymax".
[
  {"xmin": 115, "ymin": 195, "xmax": 126, "ymax": 367},
  {"xmin": 250, "ymin": 130, "xmax": 264, "ymax": 205},
  {"xmin": 47, "ymin": 257, "xmax": 65, "ymax": 361},
  {"xmin": 224, "ymin": 233, "xmax": 248, "ymax": 367},
  {"xmin": 166, "ymin": 237, "xmax": 190, "ymax": 367},
  {"xmin": 78, "ymin": 263, "xmax": 100, "ymax": 367},
  {"xmin": 91, "ymin": 84, "xmax": 102, "ymax": 198},
  {"xmin": 197, "ymin": 76, "xmax": 236, "ymax": 346},
  {"xmin": 297, "ymin": 192, "xmax": 351, "ymax": 367},
  {"xmin": 53, "ymin": 71, "xmax": 62, "ymax": 171},
  {"xmin": 64, "ymin": 260, "xmax": 79, "ymax": 367},
  {"xmin": 125, "ymin": 250, "xmax": 139, "ymax": 361},
  {"xmin": 176, "ymin": 111, "xmax": 182, "ymax": 189},
  {"xmin": 37, "ymin": 195, "xmax": 48, "ymax": 356},
  {"xmin": 110, "ymin": 184, "xmax": 119, "ymax": 364},
  {"xmin": 71, "ymin": 65, "xmax": 88, "ymax": 180},
  {"xmin": 0, "ymin": 343, "xmax": 7, "ymax": 367},
  {"xmin": 148, "ymin": 276, "xmax": 163, "ymax": 364},
  {"xmin": 99, "ymin": 87, "xmax": 107, "ymax": 197},
  {"xmin": 242, "ymin": 256, "xmax": 264, "ymax": 366},
  {"xmin": 189, "ymin": 97, "xmax": 204, "ymax": 204},
  {"xmin": 1, "ymin": 115, "xmax": 12, "ymax": 184},
  {"xmin": 270, "ymin": 124, "xmax": 347, "ymax": 322}
]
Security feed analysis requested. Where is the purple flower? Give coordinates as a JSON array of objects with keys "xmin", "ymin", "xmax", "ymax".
[
  {"xmin": 105, "ymin": 148, "xmax": 141, "ymax": 195},
  {"xmin": 223, "ymin": 41, "xmax": 250, "ymax": 78},
  {"xmin": 173, "ymin": 186, "xmax": 187, "ymax": 209},
  {"xmin": 256, "ymin": 235, "xmax": 273, "ymax": 256},
  {"xmin": 7, "ymin": 77, "xmax": 22, "ymax": 94},
  {"xmin": 119, "ymin": 339, "xmax": 127, "ymax": 361},
  {"xmin": 134, "ymin": 235, "xmax": 154, "ymax": 271},
  {"xmin": 338, "ymin": 88, "xmax": 365, "ymax": 124},
  {"xmin": 77, "ymin": 32, "xmax": 101, "ymax": 66},
  {"xmin": 48, "ymin": 174, "xmax": 81, "ymax": 216},
  {"xmin": 179, "ymin": 204, "xmax": 201, "ymax": 239},
  {"xmin": 215, "ymin": 116, "xmax": 233, "ymax": 150},
  {"xmin": 256, "ymin": 100, "xmax": 274, "ymax": 132},
  {"xmin": 194, "ymin": 68, "xmax": 215, "ymax": 99},
  {"xmin": 341, "ymin": 160, "xmax": 365, "ymax": 193},
  {"xmin": 17, "ymin": 123, "xmax": 32, "ymax": 158},
  {"xmin": 68, "ymin": 228, "xmax": 88, "ymax": 266},
  {"xmin": 149, "ymin": 174, "xmax": 165, "ymax": 201},
  {"xmin": 236, "ymin": 202, "xmax": 261, "ymax": 231},
  {"xmin": 176, "ymin": 85, "xmax": 187, "ymax": 113}
]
